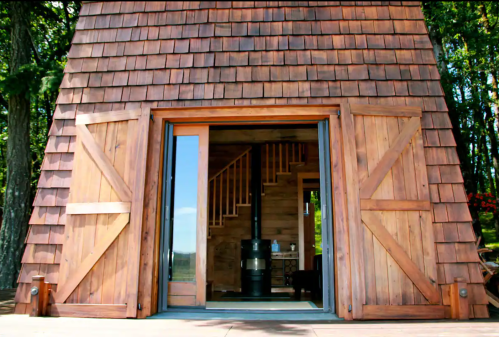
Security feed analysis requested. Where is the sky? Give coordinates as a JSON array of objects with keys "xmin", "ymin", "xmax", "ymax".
[{"xmin": 171, "ymin": 136, "xmax": 199, "ymax": 254}]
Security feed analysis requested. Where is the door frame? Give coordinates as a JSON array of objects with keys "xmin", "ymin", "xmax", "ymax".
[
  {"xmin": 158, "ymin": 124, "xmax": 209, "ymax": 311},
  {"xmin": 145, "ymin": 104, "xmax": 349, "ymax": 317}
]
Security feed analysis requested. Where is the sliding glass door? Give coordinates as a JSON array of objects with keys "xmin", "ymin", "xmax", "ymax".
[{"xmin": 159, "ymin": 124, "xmax": 208, "ymax": 311}]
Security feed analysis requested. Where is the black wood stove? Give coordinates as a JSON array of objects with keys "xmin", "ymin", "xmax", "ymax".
[{"xmin": 240, "ymin": 144, "xmax": 272, "ymax": 297}]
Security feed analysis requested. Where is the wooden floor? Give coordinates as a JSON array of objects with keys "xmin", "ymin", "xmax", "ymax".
[{"xmin": 1, "ymin": 315, "xmax": 498, "ymax": 336}]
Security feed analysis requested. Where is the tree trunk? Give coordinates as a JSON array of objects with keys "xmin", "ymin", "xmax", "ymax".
[
  {"xmin": 425, "ymin": 12, "xmax": 475, "ymax": 195},
  {"xmin": 0, "ymin": 1, "xmax": 32, "ymax": 289},
  {"xmin": 480, "ymin": 3, "xmax": 499, "ymax": 133}
]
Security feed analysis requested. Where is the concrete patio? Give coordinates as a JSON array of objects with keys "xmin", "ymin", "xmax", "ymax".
[
  {"xmin": 2, "ymin": 289, "xmax": 498, "ymax": 336},
  {"xmin": 1, "ymin": 314, "xmax": 499, "ymax": 337}
]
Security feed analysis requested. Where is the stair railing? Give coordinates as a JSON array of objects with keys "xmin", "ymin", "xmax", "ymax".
[
  {"xmin": 208, "ymin": 142, "xmax": 306, "ymax": 232},
  {"xmin": 209, "ymin": 148, "xmax": 251, "ymax": 228},
  {"xmin": 264, "ymin": 143, "xmax": 305, "ymax": 184}
]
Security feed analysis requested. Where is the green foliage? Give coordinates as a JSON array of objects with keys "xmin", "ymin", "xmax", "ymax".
[
  {"xmin": 423, "ymin": 1, "xmax": 499, "ymax": 245},
  {"xmin": 481, "ymin": 212, "xmax": 499, "ymax": 250},
  {"xmin": 0, "ymin": 1, "xmax": 80, "ymax": 209},
  {"xmin": 310, "ymin": 191, "xmax": 322, "ymax": 255}
]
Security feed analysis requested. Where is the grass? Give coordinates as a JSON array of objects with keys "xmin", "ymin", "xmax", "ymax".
[{"xmin": 479, "ymin": 212, "xmax": 499, "ymax": 252}]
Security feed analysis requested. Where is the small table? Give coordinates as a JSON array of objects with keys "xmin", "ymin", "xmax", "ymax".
[{"xmin": 271, "ymin": 252, "xmax": 298, "ymax": 287}]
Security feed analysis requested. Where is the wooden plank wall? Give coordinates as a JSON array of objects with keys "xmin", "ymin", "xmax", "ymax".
[
  {"xmin": 354, "ymin": 114, "xmax": 436, "ymax": 305},
  {"xmin": 17, "ymin": 1, "xmax": 487, "ymax": 319},
  {"xmin": 56, "ymin": 120, "xmax": 136, "ymax": 305}
]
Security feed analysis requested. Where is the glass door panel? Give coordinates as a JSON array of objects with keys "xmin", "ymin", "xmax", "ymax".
[
  {"xmin": 170, "ymin": 136, "xmax": 199, "ymax": 282},
  {"xmin": 159, "ymin": 125, "xmax": 208, "ymax": 310}
]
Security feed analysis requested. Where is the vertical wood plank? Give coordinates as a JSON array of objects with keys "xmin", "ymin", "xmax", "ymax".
[
  {"xmin": 91, "ymin": 122, "xmax": 118, "ymax": 304},
  {"xmin": 329, "ymin": 115, "xmax": 353, "ymax": 320},
  {"xmin": 113, "ymin": 121, "xmax": 130, "ymax": 305},
  {"xmin": 340, "ymin": 103, "xmax": 365, "ymax": 319},
  {"xmin": 78, "ymin": 122, "xmax": 107, "ymax": 304},
  {"xmin": 266, "ymin": 144, "xmax": 269, "ymax": 184},
  {"xmin": 363, "ymin": 114, "xmax": 389, "ymax": 306},
  {"xmin": 101, "ymin": 123, "xmax": 120, "ymax": 304},
  {"xmin": 354, "ymin": 115, "xmax": 376, "ymax": 305},
  {"xmin": 219, "ymin": 171, "xmax": 222, "ymax": 225},
  {"xmin": 279, "ymin": 144, "xmax": 282, "ymax": 173},
  {"xmin": 413, "ymin": 125, "xmax": 438, "ymax": 294},
  {"xmin": 239, "ymin": 158, "xmax": 242, "ymax": 204},
  {"xmin": 137, "ymin": 115, "xmax": 163, "ymax": 318},
  {"xmin": 399, "ymin": 117, "xmax": 425, "ymax": 304},
  {"xmin": 196, "ymin": 126, "xmax": 209, "ymax": 306},
  {"xmin": 226, "ymin": 165, "xmax": 229, "ymax": 214},
  {"xmin": 213, "ymin": 178, "xmax": 216, "ymax": 225},
  {"xmin": 286, "ymin": 144, "xmax": 289, "ymax": 172},
  {"xmin": 376, "ymin": 116, "xmax": 402, "ymax": 306},
  {"xmin": 233, "ymin": 163, "xmax": 236, "ymax": 214},
  {"xmin": 246, "ymin": 153, "xmax": 249, "ymax": 204},
  {"xmin": 450, "ymin": 278, "xmax": 469, "ymax": 320},
  {"xmin": 126, "ymin": 108, "xmax": 151, "ymax": 318},
  {"xmin": 273, "ymin": 144, "xmax": 276, "ymax": 182}
]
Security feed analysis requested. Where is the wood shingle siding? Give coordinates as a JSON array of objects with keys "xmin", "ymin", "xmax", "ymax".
[{"xmin": 16, "ymin": 1, "xmax": 488, "ymax": 319}]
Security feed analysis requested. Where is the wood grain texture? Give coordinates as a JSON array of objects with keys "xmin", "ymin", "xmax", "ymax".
[
  {"xmin": 361, "ymin": 211, "xmax": 440, "ymax": 304},
  {"xmin": 360, "ymin": 117, "xmax": 420, "ymax": 199},
  {"xmin": 195, "ymin": 126, "xmax": 209, "ymax": 306},
  {"xmin": 350, "ymin": 104, "xmax": 422, "ymax": 117},
  {"xmin": 51, "ymin": 304, "xmax": 127, "ymax": 318},
  {"xmin": 340, "ymin": 103, "xmax": 365, "ymax": 319},
  {"xmin": 363, "ymin": 305, "xmax": 445, "ymax": 320},
  {"xmin": 54, "ymin": 213, "xmax": 130, "ymax": 303},
  {"xmin": 126, "ymin": 108, "xmax": 152, "ymax": 318},
  {"xmin": 329, "ymin": 115, "xmax": 353, "ymax": 320},
  {"xmin": 77, "ymin": 124, "xmax": 132, "ymax": 202},
  {"xmin": 168, "ymin": 282, "xmax": 197, "ymax": 296},
  {"xmin": 137, "ymin": 113, "xmax": 163, "ymax": 318},
  {"xmin": 66, "ymin": 202, "xmax": 131, "ymax": 214},
  {"xmin": 450, "ymin": 280, "xmax": 469, "ymax": 320},
  {"xmin": 360, "ymin": 199, "xmax": 430, "ymax": 211},
  {"xmin": 167, "ymin": 295, "xmax": 196, "ymax": 306},
  {"xmin": 75, "ymin": 110, "xmax": 142, "ymax": 125}
]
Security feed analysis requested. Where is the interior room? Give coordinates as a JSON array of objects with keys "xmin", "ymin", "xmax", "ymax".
[{"xmin": 201, "ymin": 124, "xmax": 324, "ymax": 310}]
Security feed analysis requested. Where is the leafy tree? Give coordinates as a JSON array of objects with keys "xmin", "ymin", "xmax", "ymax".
[
  {"xmin": 423, "ymin": 2, "xmax": 499, "ymax": 243},
  {"xmin": 0, "ymin": 1, "xmax": 80, "ymax": 289}
]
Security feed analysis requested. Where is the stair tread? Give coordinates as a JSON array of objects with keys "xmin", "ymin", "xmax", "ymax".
[
  {"xmin": 236, "ymin": 204, "xmax": 251, "ymax": 207},
  {"xmin": 223, "ymin": 214, "xmax": 238, "ymax": 218},
  {"xmin": 263, "ymin": 183, "xmax": 278, "ymax": 186},
  {"xmin": 276, "ymin": 172, "xmax": 291, "ymax": 175},
  {"xmin": 289, "ymin": 162, "xmax": 305, "ymax": 165}
]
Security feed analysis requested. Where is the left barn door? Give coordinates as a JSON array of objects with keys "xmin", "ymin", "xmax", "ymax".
[{"xmin": 52, "ymin": 109, "xmax": 151, "ymax": 318}]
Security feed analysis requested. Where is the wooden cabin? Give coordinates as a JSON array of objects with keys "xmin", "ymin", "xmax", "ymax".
[{"xmin": 16, "ymin": 1, "xmax": 488, "ymax": 320}]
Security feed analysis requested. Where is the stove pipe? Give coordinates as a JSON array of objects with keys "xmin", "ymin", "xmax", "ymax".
[
  {"xmin": 250, "ymin": 144, "xmax": 262, "ymax": 240},
  {"xmin": 240, "ymin": 144, "xmax": 271, "ymax": 297}
]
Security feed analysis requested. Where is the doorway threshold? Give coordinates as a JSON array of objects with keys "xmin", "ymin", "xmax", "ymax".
[{"xmin": 149, "ymin": 309, "xmax": 341, "ymax": 321}]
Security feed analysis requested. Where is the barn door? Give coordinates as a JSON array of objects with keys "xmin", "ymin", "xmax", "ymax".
[
  {"xmin": 52, "ymin": 109, "xmax": 151, "ymax": 318},
  {"xmin": 340, "ymin": 104, "xmax": 443, "ymax": 320}
]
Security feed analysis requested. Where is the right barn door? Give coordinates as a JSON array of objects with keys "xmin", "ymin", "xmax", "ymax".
[{"xmin": 340, "ymin": 104, "xmax": 443, "ymax": 320}]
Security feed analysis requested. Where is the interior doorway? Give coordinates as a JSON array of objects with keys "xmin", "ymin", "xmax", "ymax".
[{"xmin": 158, "ymin": 120, "xmax": 334, "ymax": 313}]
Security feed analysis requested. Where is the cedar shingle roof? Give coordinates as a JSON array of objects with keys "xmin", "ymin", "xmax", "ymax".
[{"xmin": 16, "ymin": 1, "xmax": 488, "ymax": 318}]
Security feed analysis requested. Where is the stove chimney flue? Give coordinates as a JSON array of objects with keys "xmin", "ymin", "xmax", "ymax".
[{"xmin": 250, "ymin": 144, "xmax": 262, "ymax": 240}]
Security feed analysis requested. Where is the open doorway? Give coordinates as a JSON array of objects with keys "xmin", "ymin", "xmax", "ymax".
[
  {"xmin": 205, "ymin": 124, "xmax": 327, "ymax": 310},
  {"xmin": 158, "ymin": 121, "xmax": 334, "ymax": 313}
]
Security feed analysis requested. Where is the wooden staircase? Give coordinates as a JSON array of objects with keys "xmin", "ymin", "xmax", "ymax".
[{"xmin": 208, "ymin": 142, "xmax": 305, "ymax": 238}]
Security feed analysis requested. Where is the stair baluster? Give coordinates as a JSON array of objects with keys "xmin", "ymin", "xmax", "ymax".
[{"xmin": 208, "ymin": 143, "xmax": 305, "ymax": 234}]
